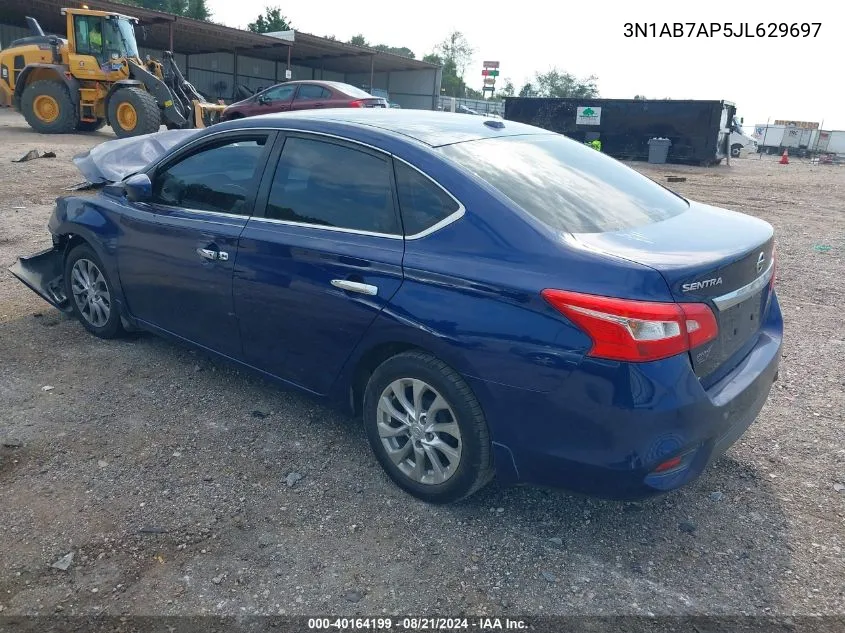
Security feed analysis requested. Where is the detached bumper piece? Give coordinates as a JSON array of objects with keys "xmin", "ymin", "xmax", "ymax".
[{"xmin": 8, "ymin": 247, "xmax": 70, "ymax": 312}]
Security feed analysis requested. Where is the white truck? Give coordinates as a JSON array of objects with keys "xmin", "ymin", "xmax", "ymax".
[
  {"xmin": 729, "ymin": 117, "xmax": 758, "ymax": 157},
  {"xmin": 814, "ymin": 130, "xmax": 845, "ymax": 155},
  {"xmin": 752, "ymin": 123, "xmax": 833, "ymax": 157}
]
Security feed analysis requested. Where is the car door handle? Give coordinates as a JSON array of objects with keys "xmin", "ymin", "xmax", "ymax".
[
  {"xmin": 331, "ymin": 279, "xmax": 378, "ymax": 296},
  {"xmin": 197, "ymin": 248, "xmax": 229, "ymax": 262}
]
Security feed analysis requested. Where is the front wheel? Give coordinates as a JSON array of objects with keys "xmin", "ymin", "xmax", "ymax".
[
  {"xmin": 363, "ymin": 351, "xmax": 494, "ymax": 503},
  {"xmin": 731, "ymin": 144, "xmax": 743, "ymax": 158},
  {"xmin": 64, "ymin": 245, "xmax": 124, "ymax": 339},
  {"xmin": 108, "ymin": 87, "xmax": 161, "ymax": 138}
]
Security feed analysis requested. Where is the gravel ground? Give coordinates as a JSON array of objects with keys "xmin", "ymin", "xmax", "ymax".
[{"xmin": 0, "ymin": 108, "xmax": 843, "ymax": 618}]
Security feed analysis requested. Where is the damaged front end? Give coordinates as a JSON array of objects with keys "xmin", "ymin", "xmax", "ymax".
[{"xmin": 8, "ymin": 242, "xmax": 71, "ymax": 313}]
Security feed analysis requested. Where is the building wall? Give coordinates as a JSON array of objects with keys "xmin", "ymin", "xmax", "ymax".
[
  {"xmin": 0, "ymin": 23, "xmax": 29, "ymax": 48},
  {"xmin": 346, "ymin": 68, "xmax": 440, "ymax": 109}
]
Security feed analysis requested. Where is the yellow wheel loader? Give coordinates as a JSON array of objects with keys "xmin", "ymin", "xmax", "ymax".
[{"xmin": 0, "ymin": 7, "xmax": 224, "ymax": 137}]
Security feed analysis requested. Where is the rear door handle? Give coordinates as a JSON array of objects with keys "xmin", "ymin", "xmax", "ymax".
[
  {"xmin": 197, "ymin": 248, "xmax": 229, "ymax": 261},
  {"xmin": 331, "ymin": 279, "xmax": 378, "ymax": 296}
]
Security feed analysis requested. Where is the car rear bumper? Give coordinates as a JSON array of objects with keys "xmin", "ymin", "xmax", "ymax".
[
  {"xmin": 470, "ymin": 293, "xmax": 783, "ymax": 499},
  {"xmin": 7, "ymin": 246, "xmax": 70, "ymax": 312}
]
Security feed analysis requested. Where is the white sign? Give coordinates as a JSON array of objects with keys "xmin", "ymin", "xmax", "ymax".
[
  {"xmin": 576, "ymin": 106, "xmax": 602, "ymax": 125},
  {"xmin": 285, "ymin": 69, "xmax": 292, "ymax": 80}
]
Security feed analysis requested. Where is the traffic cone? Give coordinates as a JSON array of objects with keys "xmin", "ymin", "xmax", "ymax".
[{"xmin": 779, "ymin": 149, "xmax": 789, "ymax": 165}]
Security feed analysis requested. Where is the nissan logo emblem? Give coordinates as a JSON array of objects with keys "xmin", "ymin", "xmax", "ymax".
[{"xmin": 756, "ymin": 252, "xmax": 766, "ymax": 274}]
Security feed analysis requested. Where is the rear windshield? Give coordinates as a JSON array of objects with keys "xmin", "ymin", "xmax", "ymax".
[
  {"xmin": 325, "ymin": 82, "xmax": 373, "ymax": 98},
  {"xmin": 440, "ymin": 134, "xmax": 688, "ymax": 233}
]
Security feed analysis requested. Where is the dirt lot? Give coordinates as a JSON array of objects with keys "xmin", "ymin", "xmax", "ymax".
[{"xmin": 0, "ymin": 108, "xmax": 843, "ymax": 618}]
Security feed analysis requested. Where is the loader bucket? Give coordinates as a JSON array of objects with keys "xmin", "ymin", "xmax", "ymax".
[{"xmin": 193, "ymin": 101, "xmax": 225, "ymax": 129}]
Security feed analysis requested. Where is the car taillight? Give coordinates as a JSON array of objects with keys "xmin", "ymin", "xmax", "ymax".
[
  {"xmin": 541, "ymin": 289, "xmax": 719, "ymax": 362},
  {"xmin": 349, "ymin": 99, "xmax": 365, "ymax": 108}
]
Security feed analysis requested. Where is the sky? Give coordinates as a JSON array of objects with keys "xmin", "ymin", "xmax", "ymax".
[{"xmin": 209, "ymin": 0, "xmax": 844, "ymax": 129}]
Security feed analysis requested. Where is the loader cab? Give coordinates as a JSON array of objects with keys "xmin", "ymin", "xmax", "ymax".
[{"xmin": 65, "ymin": 9, "xmax": 139, "ymax": 75}]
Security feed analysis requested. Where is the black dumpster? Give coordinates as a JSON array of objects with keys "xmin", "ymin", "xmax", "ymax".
[{"xmin": 504, "ymin": 97, "xmax": 735, "ymax": 165}]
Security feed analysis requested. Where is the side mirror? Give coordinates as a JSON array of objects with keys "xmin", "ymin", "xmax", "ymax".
[
  {"xmin": 258, "ymin": 95, "xmax": 270, "ymax": 105},
  {"xmin": 740, "ymin": 117, "xmax": 744, "ymax": 124},
  {"xmin": 124, "ymin": 173, "xmax": 152, "ymax": 202}
]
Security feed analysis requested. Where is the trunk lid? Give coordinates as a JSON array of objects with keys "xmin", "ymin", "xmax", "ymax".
[
  {"xmin": 357, "ymin": 98, "xmax": 388, "ymax": 108},
  {"xmin": 572, "ymin": 202, "xmax": 775, "ymax": 380}
]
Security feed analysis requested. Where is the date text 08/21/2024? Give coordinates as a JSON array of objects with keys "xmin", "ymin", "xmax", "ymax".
[
  {"xmin": 307, "ymin": 618, "xmax": 528, "ymax": 631},
  {"xmin": 623, "ymin": 22, "xmax": 822, "ymax": 38}
]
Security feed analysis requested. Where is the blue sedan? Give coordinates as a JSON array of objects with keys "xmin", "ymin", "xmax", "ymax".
[{"xmin": 10, "ymin": 110, "xmax": 782, "ymax": 503}]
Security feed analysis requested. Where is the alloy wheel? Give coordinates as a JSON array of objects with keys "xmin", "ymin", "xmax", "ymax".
[
  {"xmin": 70, "ymin": 258, "xmax": 111, "ymax": 328},
  {"xmin": 376, "ymin": 378, "xmax": 463, "ymax": 485}
]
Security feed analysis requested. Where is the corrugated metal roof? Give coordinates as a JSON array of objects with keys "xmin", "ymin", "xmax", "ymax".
[{"xmin": 0, "ymin": 0, "xmax": 438, "ymax": 73}]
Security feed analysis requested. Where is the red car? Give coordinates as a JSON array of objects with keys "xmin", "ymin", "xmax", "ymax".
[{"xmin": 221, "ymin": 81, "xmax": 388, "ymax": 121}]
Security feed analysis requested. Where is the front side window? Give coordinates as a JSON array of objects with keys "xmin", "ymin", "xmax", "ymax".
[
  {"xmin": 394, "ymin": 161, "xmax": 460, "ymax": 235},
  {"xmin": 266, "ymin": 136, "xmax": 398, "ymax": 234},
  {"xmin": 262, "ymin": 84, "xmax": 295, "ymax": 102},
  {"xmin": 440, "ymin": 134, "xmax": 689, "ymax": 233},
  {"xmin": 151, "ymin": 137, "xmax": 267, "ymax": 215},
  {"xmin": 74, "ymin": 15, "xmax": 104, "ymax": 58}
]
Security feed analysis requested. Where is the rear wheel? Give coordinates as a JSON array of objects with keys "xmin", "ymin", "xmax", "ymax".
[
  {"xmin": 731, "ymin": 143, "xmax": 743, "ymax": 158},
  {"xmin": 108, "ymin": 87, "xmax": 160, "ymax": 138},
  {"xmin": 64, "ymin": 245, "xmax": 124, "ymax": 339},
  {"xmin": 21, "ymin": 80, "xmax": 77, "ymax": 134},
  {"xmin": 362, "ymin": 351, "xmax": 494, "ymax": 503}
]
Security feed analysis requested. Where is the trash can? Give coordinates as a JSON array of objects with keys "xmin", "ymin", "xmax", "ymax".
[{"xmin": 647, "ymin": 137, "xmax": 672, "ymax": 164}]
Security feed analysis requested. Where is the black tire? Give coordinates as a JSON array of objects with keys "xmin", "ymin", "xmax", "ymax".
[
  {"xmin": 64, "ymin": 244, "xmax": 124, "ymax": 339},
  {"xmin": 76, "ymin": 118, "xmax": 106, "ymax": 132},
  {"xmin": 21, "ymin": 80, "xmax": 77, "ymax": 134},
  {"xmin": 731, "ymin": 144, "xmax": 742, "ymax": 158},
  {"xmin": 107, "ymin": 87, "xmax": 160, "ymax": 138},
  {"xmin": 363, "ymin": 351, "xmax": 494, "ymax": 504}
]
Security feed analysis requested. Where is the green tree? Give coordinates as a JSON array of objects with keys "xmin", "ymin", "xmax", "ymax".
[
  {"xmin": 530, "ymin": 67, "xmax": 598, "ymax": 98},
  {"xmin": 435, "ymin": 31, "xmax": 473, "ymax": 78},
  {"xmin": 499, "ymin": 78, "xmax": 515, "ymax": 98},
  {"xmin": 184, "ymin": 0, "xmax": 210, "ymax": 20},
  {"xmin": 349, "ymin": 34, "xmax": 369, "ymax": 47},
  {"xmin": 518, "ymin": 82, "xmax": 534, "ymax": 97},
  {"xmin": 247, "ymin": 6, "xmax": 293, "ymax": 33},
  {"xmin": 426, "ymin": 31, "xmax": 475, "ymax": 98},
  {"xmin": 373, "ymin": 44, "xmax": 415, "ymax": 59}
]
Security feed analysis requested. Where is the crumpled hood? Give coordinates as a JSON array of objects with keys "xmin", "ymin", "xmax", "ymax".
[{"xmin": 72, "ymin": 129, "xmax": 203, "ymax": 184}]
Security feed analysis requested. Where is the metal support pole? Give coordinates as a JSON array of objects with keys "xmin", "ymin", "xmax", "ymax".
[
  {"xmin": 168, "ymin": 21, "xmax": 174, "ymax": 51},
  {"xmin": 370, "ymin": 55, "xmax": 374, "ymax": 91},
  {"xmin": 233, "ymin": 49, "xmax": 238, "ymax": 92},
  {"xmin": 286, "ymin": 45, "xmax": 291, "ymax": 78}
]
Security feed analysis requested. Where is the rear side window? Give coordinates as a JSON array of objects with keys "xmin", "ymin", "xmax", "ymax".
[
  {"xmin": 266, "ymin": 137, "xmax": 399, "ymax": 234},
  {"xmin": 296, "ymin": 85, "xmax": 331, "ymax": 100},
  {"xmin": 151, "ymin": 137, "xmax": 267, "ymax": 215},
  {"xmin": 440, "ymin": 134, "xmax": 688, "ymax": 233},
  {"xmin": 394, "ymin": 161, "xmax": 460, "ymax": 235}
]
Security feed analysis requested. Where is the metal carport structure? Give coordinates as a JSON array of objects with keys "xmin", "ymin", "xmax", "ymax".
[{"xmin": 0, "ymin": 0, "xmax": 441, "ymax": 109}]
